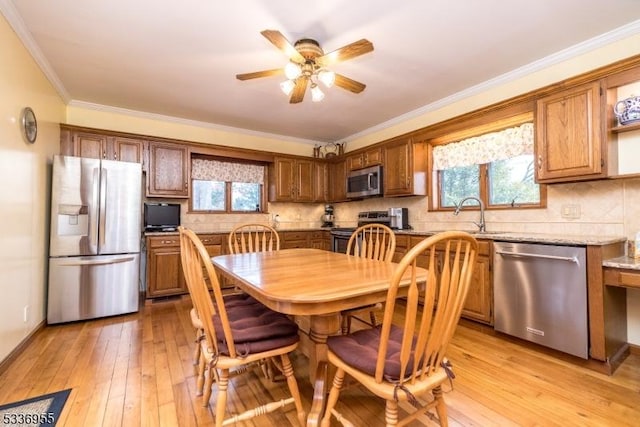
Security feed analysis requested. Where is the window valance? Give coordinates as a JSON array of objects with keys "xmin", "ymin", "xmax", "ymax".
[
  {"xmin": 191, "ymin": 158, "xmax": 264, "ymax": 184},
  {"xmin": 432, "ymin": 122, "xmax": 534, "ymax": 170}
]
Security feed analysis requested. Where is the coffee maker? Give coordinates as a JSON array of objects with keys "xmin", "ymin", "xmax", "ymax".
[
  {"xmin": 321, "ymin": 204, "xmax": 335, "ymax": 228},
  {"xmin": 388, "ymin": 207, "xmax": 409, "ymax": 229}
]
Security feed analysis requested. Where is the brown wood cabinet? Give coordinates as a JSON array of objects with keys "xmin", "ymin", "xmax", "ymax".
[
  {"xmin": 346, "ymin": 147, "xmax": 382, "ymax": 171},
  {"xmin": 459, "ymin": 240, "xmax": 492, "ymax": 324},
  {"xmin": 146, "ymin": 235, "xmax": 187, "ymax": 298},
  {"xmin": 535, "ymin": 81, "xmax": 605, "ymax": 182},
  {"xmin": 60, "ymin": 126, "xmax": 144, "ymax": 165},
  {"xmin": 268, "ymin": 157, "xmax": 315, "ymax": 202},
  {"xmin": 313, "ymin": 161, "xmax": 329, "ymax": 202},
  {"xmin": 279, "ymin": 230, "xmax": 331, "ymax": 250},
  {"xmin": 146, "ymin": 232, "xmax": 226, "ymax": 298},
  {"xmin": 409, "ymin": 235, "xmax": 493, "ymax": 325},
  {"xmin": 198, "ymin": 234, "xmax": 225, "ymax": 290},
  {"xmin": 281, "ymin": 231, "xmax": 311, "ymax": 249},
  {"xmin": 310, "ymin": 230, "xmax": 331, "ymax": 251},
  {"xmin": 147, "ymin": 141, "xmax": 189, "ymax": 198},
  {"xmin": 383, "ymin": 137, "xmax": 427, "ymax": 196},
  {"xmin": 329, "ymin": 159, "xmax": 348, "ymax": 202}
]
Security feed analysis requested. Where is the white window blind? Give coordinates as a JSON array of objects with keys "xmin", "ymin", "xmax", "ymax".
[
  {"xmin": 432, "ymin": 122, "xmax": 534, "ymax": 170},
  {"xmin": 191, "ymin": 158, "xmax": 264, "ymax": 184}
]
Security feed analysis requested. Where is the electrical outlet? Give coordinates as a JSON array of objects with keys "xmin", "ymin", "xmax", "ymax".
[
  {"xmin": 561, "ymin": 204, "xmax": 581, "ymax": 219},
  {"xmin": 23, "ymin": 305, "xmax": 29, "ymax": 323}
]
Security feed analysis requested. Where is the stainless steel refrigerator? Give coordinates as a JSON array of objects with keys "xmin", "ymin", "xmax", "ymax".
[{"xmin": 47, "ymin": 155, "xmax": 142, "ymax": 324}]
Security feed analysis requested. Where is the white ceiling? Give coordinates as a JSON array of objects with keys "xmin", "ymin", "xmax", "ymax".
[{"xmin": 4, "ymin": 0, "xmax": 640, "ymax": 144}]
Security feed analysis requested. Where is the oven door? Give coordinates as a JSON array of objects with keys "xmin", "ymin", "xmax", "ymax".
[
  {"xmin": 331, "ymin": 230, "xmax": 359, "ymax": 253},
  {"xmin": 332, "ymin": 234, "xmax": 350, "ymax": 253}
]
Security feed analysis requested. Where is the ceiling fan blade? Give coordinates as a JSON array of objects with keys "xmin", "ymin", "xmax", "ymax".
[
  {"xmin": 290, "ymin": 78, "xmax": 308, "ymax": 103},
  {"xmin": 261, "ymin": 30, "xmax": 305, "ymax": 63},
  {"xmin": 236, "ymin": 68, "xmax": 283, "ymax": 80},
  {"xmin": 316, "ymin": 39, "xmax": 373, "ymax": 67},
  {"xmin": 334, "ymin": 74, "xmax": 366, "ymax": 93}
]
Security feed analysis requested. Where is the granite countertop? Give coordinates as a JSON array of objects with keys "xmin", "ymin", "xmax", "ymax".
[
  {"xmin": 395, "ymin": 230, "xmax": 626, "ymax": 246},
  {"xmin": 602, "ymin": 256, "xmax": 640, "ymax": 271},
  {"xmin": 145, "ymin": 228, "xmax": 626, "ymax": 246}
]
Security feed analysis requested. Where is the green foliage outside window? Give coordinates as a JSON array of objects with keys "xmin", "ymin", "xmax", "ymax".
[
  {"xmin": 192, "ymin": 180, "xmax": 261, "ymax": 212},
  {"xmin": 439, "ymin": 154, "xmax": 540, "ymax": 209}
]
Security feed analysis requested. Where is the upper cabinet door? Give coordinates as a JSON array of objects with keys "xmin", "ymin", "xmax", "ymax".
[
  {"xmin": 74, "ymin": 132, "xmax": 108, "ymax": 160},
  {"xmin": 535, "ymin": 81, "xmax": 605, "ymax": 183},
  {"xmin": 147, "ymin": 141, "xmax": 189, "ymax": 198},
  {"xmin": 111, "ymin": 137, "xmax": 144, "ymax": 164},
  {"xmin": 383, "ymin": 137, "xmax": 427, "ymax": 197}
]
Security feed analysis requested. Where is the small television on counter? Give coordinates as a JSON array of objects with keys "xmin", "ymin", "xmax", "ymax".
[{"xmin": 144, "ymin": 203, "xmax": 181, "ymax": 232}]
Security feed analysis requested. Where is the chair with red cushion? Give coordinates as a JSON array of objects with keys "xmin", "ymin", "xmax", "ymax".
[
  {"xmin": 322, "ymin": 231, "xmax": 478, "ymax": 427},
  {"xmin": 179, "ymin": 227, "xmax": 306, "ymax": 426}
]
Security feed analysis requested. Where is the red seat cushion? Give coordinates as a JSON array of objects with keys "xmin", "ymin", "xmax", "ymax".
[
  {"xmin": 327, "ymin": 325, "xmax": 418, "ymax": 381},
  {"xmin": 213, "ymin": 302, "xmax": 299, "ymax": 356}
]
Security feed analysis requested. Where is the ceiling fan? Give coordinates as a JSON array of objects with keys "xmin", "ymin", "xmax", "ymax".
[{"xmin": 236, "ymin": 30, "xmax": 374, "ymax": 103}]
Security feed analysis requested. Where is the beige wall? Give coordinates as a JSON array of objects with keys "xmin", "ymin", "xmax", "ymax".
[
  {"xmin": 66, "ymin": 105, "xmax": 315, "ymax": 157},
  {"xmin": 0, "ymin": 14, "xmax": 65, "ymax": 362}
]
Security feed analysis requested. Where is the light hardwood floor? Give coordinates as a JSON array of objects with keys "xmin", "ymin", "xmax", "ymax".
[{"xmin": 0, "ymin": 296, "xmax": 638, "ymax": 426}]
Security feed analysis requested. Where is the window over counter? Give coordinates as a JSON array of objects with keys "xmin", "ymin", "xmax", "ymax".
[
  {"xmin": 190, "ymin": 156, "xmax": 267, "ymax": 213},
  {"xmin": 429, "ymin": 115, "xmax": 545, "ymax": 210}
]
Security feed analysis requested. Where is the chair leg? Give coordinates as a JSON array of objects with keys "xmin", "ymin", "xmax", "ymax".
[
  {"xmin": 280, "ymin": 353, "xmax": 306, "ymax": 427},
  {"xmin": 196, "ymin": 354, "xmax": 206, "ymax": 396},
  {"xmin": 433, "ymin": 385, "xmax": 449, "ymax": 427},
  {"xmin": 384, "ymin": 399, "xmax": 399, "ymax": 426},
  {"xmin": 193, "ymin": 329, "xmax": 202, "ymax": 366},
  {"xmin": 202, "ymin": 366, "xmax": 215, "ymax": 407},
  {"xmin": 214, "ymin": 369, "xmax": 230, "ymax": 427},
  {"xmin": 321, "ymin": 367, "xmax": 346, "ymax": 427}
]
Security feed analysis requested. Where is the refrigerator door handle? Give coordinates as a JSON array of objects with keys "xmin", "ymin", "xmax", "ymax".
[
  {"xmin": 99, "ymin": 167, "xmax": 107, "ymax": 249},
  {"xmin": 55, "ymin": 256, "xmax": 136, "ymax": 267},
  {"xmin": 89, "ymin": 167, "xmax": 100, "ymax": 253}
]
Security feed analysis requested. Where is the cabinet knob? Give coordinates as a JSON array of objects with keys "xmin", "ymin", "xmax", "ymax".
[{"xmin": 537, "ymin": 155, "xmax": 543, "ymax": 169}]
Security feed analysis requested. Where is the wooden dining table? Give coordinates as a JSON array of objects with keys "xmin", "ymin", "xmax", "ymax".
[{"xmin": 211, "ymin": 248, "xmax": 428, "ymax": 427}]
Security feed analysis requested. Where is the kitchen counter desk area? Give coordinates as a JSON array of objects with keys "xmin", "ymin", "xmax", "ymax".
[{"xmin": 211, "ymin": 248, "xmax": 428, "ymax": 426}]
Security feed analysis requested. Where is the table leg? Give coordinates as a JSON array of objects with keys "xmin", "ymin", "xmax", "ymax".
[{"xmin": 306, "ymin": 313, "xmax": 340, "ymax": 427}]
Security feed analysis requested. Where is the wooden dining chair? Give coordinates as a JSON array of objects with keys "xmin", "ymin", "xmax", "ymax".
[
  {"xmin": 228, "ymin": 222, "xmax": 280, "ymax": 254},
  {"xmin": 179, "ymin": 227, "xmax": 306, "ymax": 427},
  {"xmin": 341, "ymin": 223, "xmax": 397, "ymax": 334},
  {"xmin": 322, "ymin": 231, "xmax": 478, "ymax": 427}
]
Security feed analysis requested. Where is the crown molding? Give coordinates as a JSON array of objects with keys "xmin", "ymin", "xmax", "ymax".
[
  {"xmin": 341, "ymin": 19, "xmax": 640, "ymax": 144},
  {"xmin": 68, "ymin": 100, "xmax": 323, "ymax": 145},
  {"xmin": 0, "ymin": 0, "xmax": 70, "ymax": 102}
]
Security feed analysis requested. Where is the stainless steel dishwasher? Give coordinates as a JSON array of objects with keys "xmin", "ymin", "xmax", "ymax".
[{"xmin": 493, "ymin": 241, "xmax": 588, "ymax": 359}]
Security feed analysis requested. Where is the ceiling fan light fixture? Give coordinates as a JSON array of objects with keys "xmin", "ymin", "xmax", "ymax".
[
  {"xmin": 284, "ymin": 62, "xmax": 302, "ymax": 80},
  {"xmin": 280, "ymin": 80, "xmax": 296, "ymax": 96},
  {"xmin": 318, "ymin": 69, "xmax": 335, "ymax": 88},
  {"xmin": 311, "ymin": 83, "xmax": 325, "ymax": 102}
]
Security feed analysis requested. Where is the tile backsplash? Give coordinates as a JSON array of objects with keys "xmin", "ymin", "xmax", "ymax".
[{"xmin": 176, "ymin": 176, "xmax": 640, "ymax": 238}]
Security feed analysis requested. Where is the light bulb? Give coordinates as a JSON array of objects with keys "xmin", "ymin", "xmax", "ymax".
[
  {"xmin": 280, "ymin": 80, "xmax": 295, "ymax": 96},
  {"xmin": 311, "ymin": 84, "xmax": 325, "ymax": 102},
  {"xmin": 284, "ymin": 62, "xmax": 302, "ymax": 80},
  {"xmin": 318, "ymin": 70, "xmax": 335, "ymax": 88}
]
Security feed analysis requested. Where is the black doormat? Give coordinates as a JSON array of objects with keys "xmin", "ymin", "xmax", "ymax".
[{"xmin": 0, "ymin": 388, "xmax": 71, "ymax": 426}]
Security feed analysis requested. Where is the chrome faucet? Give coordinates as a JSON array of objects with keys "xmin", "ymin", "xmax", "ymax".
[{"xmin": 454, "ymin": 196, "xmax": 486, "ymax": 233}]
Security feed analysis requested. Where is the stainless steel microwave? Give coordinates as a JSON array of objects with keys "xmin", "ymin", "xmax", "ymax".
[{"xmin": 346, "ymin": 165, "xmax": 383, "ymax": 198}]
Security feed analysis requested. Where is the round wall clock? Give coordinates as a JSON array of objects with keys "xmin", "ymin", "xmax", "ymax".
[{"xmin": 21, "ymin": 107, "xmax": 37, "ymax": 144}]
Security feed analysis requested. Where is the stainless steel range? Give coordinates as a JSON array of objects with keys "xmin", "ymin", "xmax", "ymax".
[{"xmin": 330, "ymin": 211, "xmax": 392, "ymax": 253}]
